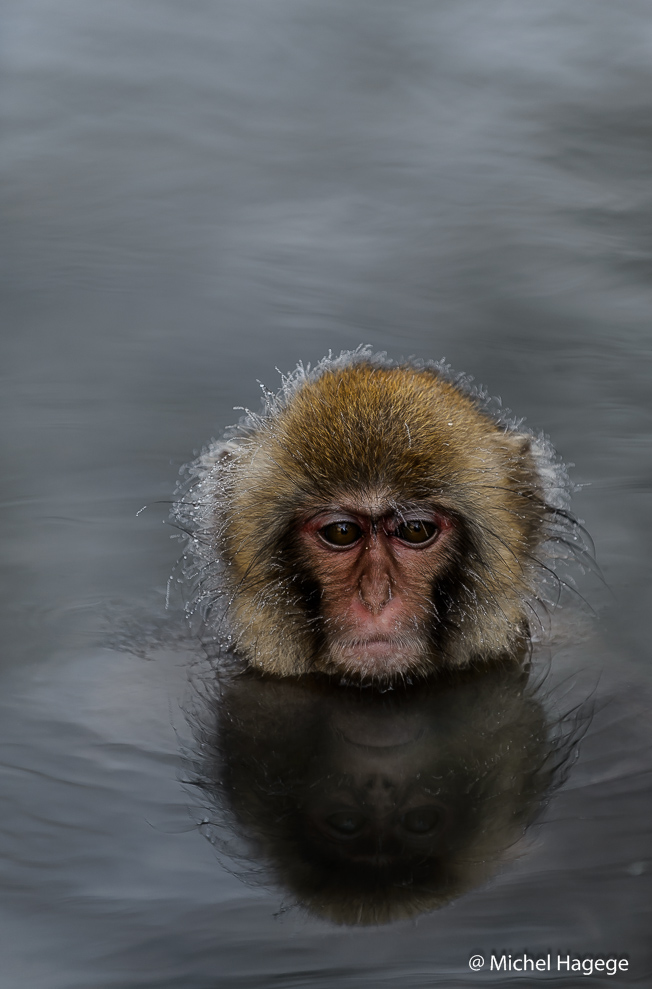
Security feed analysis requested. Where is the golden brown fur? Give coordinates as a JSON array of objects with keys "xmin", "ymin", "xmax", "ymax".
[{"xmin": 175, "ymin": 349, "xmax": 575, "ymax": 678}]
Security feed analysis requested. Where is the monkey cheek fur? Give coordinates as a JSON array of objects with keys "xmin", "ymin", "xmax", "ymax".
[{"xmin": 174, "ymin": 350, "xmax": 579, "ymax": 681}]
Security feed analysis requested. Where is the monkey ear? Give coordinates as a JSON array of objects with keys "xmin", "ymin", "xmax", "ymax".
[
  {"xmin": 218, "ymin": 441, "xmax": 240, "ymax": 462},
  {"xmin": 484, "ymin": 430, "xmax": 534, "ymax": 466},
  {"xmin": 502, "ymin": 431, "xmax": 532, "ymax": 458},
  {"xmin": 204, "ymin": 440, "xmax": 243, "ymax": 467}
]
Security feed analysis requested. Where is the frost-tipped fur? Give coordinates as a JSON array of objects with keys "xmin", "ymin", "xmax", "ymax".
[{"xmin": 174, "ymin": 348, "xmax": 583, "ymax": 678}]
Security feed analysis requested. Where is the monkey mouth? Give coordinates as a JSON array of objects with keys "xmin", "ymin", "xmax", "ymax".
[
  {"xmin": 328, "ymin": 634, "xmax": 428, "ymax": 675},
  {"xmin": 343, "ymin": 637, "xmax": 407, "ymax": 656}
]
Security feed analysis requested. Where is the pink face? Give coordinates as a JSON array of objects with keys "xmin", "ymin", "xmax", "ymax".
[{"xmin": 300, "ymin": 504, "xmax": 455, "ymax": 677}]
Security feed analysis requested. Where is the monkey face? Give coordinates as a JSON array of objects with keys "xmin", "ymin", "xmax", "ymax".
[
  {"xmin": 301, "ymin": 745, "xmax": 454, "ymax": 870},
  {"xmin": 300, "ymin": 500, "xmax": 456, "ymax": 679}
]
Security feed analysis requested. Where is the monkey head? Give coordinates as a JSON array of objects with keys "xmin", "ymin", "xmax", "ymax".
[{"xmin": 176, "ymin": 349, "xmax": 577, "ymax": 680}]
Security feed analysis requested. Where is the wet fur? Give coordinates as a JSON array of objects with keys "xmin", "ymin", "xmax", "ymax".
[{"xmin": 174, "ymin": 348, "xmax": 580, "ymax": 678}]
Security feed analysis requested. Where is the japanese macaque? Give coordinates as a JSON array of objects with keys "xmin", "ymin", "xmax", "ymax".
[
  {"xmin": 190, "ymin": 664, "xmax": 576, "ymax": 925},
  {"xmin": 176, "ymin": 348, "xmax": 579, "ymax": 680}
]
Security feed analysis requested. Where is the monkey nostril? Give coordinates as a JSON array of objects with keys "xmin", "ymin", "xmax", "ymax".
[{"xmin": 359, "ymin": 576, "xmax": 392, "ymax": 612}]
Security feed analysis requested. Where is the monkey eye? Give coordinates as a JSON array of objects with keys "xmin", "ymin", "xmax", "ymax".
[
  {"xmin": 324, "ymin": 810, "xmax": 366, "ymax": 836},
  {"xmin": 400, "ymin": 805, "xmax": 442, "ymax": 834},
  {"xmin": 394, "ymin": 520, "xmax": 438, "ymax": 544},
  {"xmin": 319, "ymin": 521, "xmax": 363, "ymax": 547}
]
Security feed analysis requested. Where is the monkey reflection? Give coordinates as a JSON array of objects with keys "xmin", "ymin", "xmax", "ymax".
[{"xmin": 191, "ymin": 662, "xmax": 574, "ymax": 925}]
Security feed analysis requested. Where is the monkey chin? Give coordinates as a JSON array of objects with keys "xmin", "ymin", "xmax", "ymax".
[{"xmin": 319, "ymin": 636, "xmax": 433, "ymax": 683}]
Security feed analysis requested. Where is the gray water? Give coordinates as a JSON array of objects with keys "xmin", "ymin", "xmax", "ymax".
[{"xmin": 1, "ymin": 1, "xmax": 652, "ymax": 985}]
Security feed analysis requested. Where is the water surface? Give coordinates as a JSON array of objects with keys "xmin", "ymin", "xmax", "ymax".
[{"xmin": 1, "ymin": 1, "xmax": 651, "ymax": 985}]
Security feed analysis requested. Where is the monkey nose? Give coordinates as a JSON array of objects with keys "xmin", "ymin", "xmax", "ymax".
[{"xmin": 359, "ymin": 573, "xmax": 392, "ymax": 613}]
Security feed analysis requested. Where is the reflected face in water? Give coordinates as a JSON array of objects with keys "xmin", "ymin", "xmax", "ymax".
[
  {"xmin": 194, "ymin": 662, "xmax": 574, "ymax": 925},
  {"xmin": 303, "ymin": 729, "xmax": 453, "ymax": 867}
]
